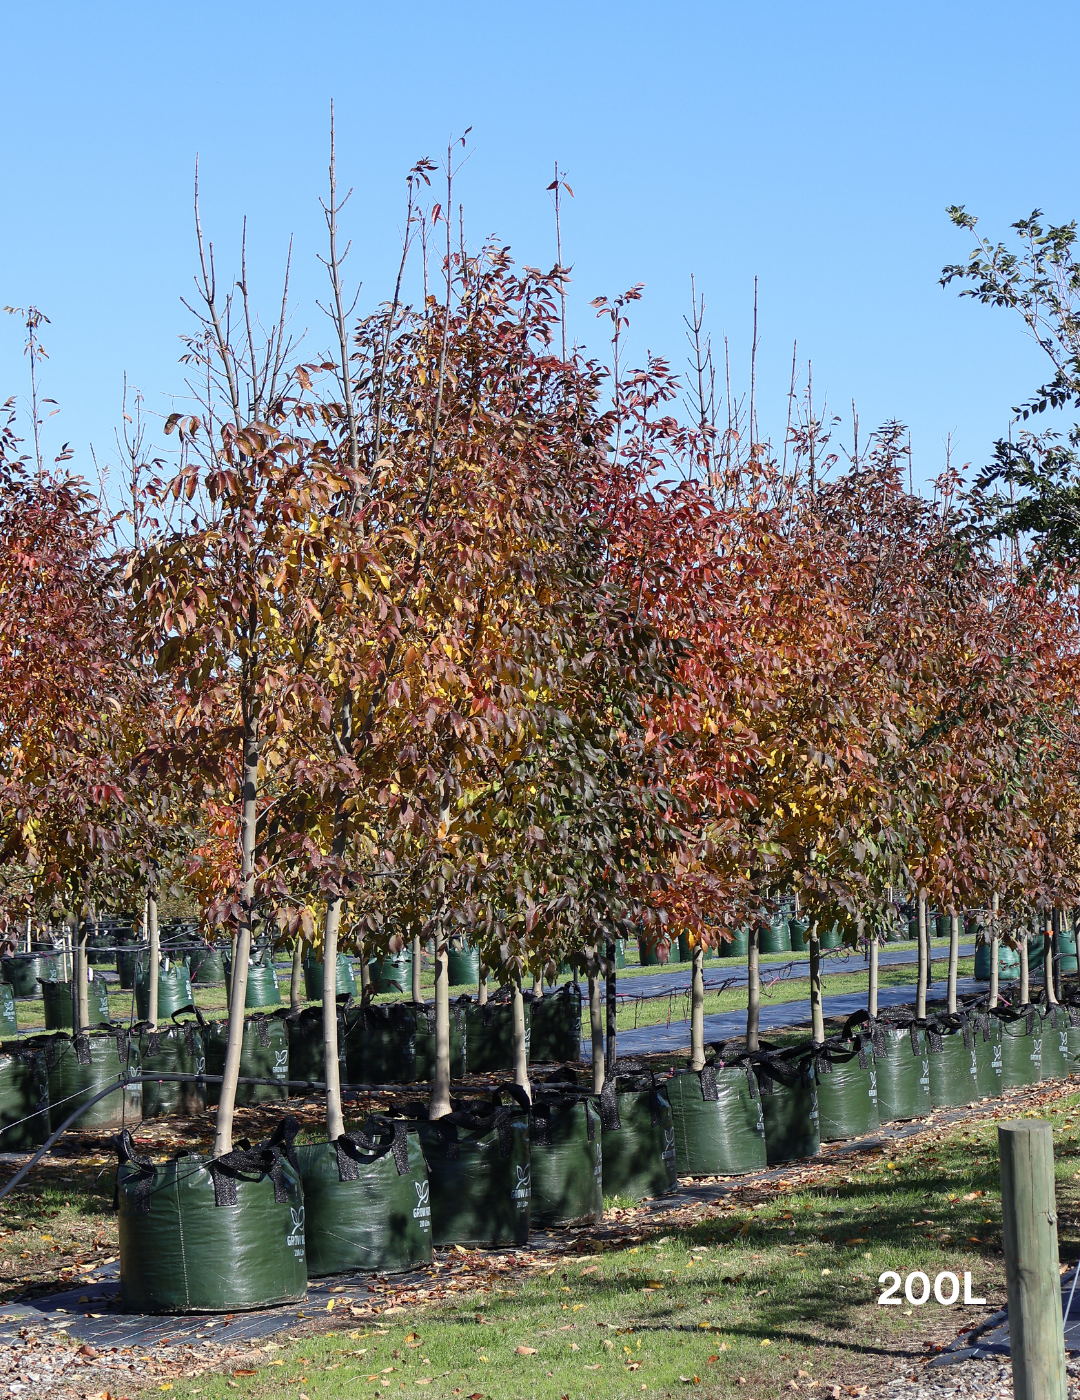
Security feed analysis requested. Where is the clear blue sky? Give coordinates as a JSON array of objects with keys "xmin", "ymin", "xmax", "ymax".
[{"xmin": 2, "ymin": 1, "xmax": 1077, "ymax": 496}]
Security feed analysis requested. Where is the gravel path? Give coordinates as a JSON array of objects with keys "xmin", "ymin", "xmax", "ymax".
[{"xmin": 869, "ymin": 1356, "xmax": 1080, "ymax": 1397}]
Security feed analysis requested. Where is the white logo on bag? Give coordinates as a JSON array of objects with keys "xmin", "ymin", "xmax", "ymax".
[
  {"xmin": 274, "ymin": 1049, "xmax": 288, "ymax": 1077},
  {"xmin": 196, "ymin": 1057, "xmax": 206, "ymax": 1077},
  {"xmin": 413, "ymin": 1179, "xmax": 431, "ymax": 1227},
  {"xmin": 662, "ymin": 1127, "xmax": 676, "ymax": 1166},
  {"xmin": 287, "ymin": 1205, "xmax": 305, "ymax": 1248},
  {"xmin": 868, "ymin": 1071, "xmax": 878, "ymax": 1102},
  {"xmin": 513, "ymin": 1164, "xmax": 531, "ymax": 1207},
  {"xmin": 593, "ymin": 1144, "xmax": 603, "ymax": 1186}
]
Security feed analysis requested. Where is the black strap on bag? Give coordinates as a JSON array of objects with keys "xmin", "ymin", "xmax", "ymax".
[
  {"xmin": 599, "ymin": 1076, "xmax": 621, "ymax": 1130},
  {"xmin": 208, "ymin": 1114, "xmax": 300, "ymax": 1207},
  {"xmin": 334, "ymin": 1116, "xmax": 410, "ymax": 1180},
  {"xmin": 74, "ymin": 1033, "xmax": 91, "ymax": 1067},
  {"xmin": 698, "ymin": 1064, "xmax": 718, "ymax": 1102},
  {"xmin": 112, "ymin": 1128, "xmax": 156, "ymax": 1214}
]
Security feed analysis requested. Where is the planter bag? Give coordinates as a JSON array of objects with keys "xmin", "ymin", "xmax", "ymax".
[
  {"xmin": 139, "ymin": 1023, "xmax": 206, "ymax": 1119},
  {"xmin": 304, "ymin": 953, "xmax": 358, "ymax": 1002},
  {"xmin": 464, "ymin": 994, "xmax": 529, "ymax": 1074},
  {"xmin": 873, "ymin": 1016, "xmax": 931, "ymax": 1121},
  {"xmin": 190, "ymin": 946, "xmax": 226, "ymax": 985},
  {"xmin": 297, "ymin": 1119, "xmax": 432, "ymax": 1276},
  {"xmin": 819, "ymin": 924, "xmax": 843, "ymax": 950},
  {"xmin": 527, "ymin": 983, "xmax": 581, "ymax": 1064},
  {"xmin": 757, "ymin": 916, "xmax": 789, "ymax": 956},
  {"xmin": 410, "ymin": 1090, "xmax": 531, "ymax": 1247},
  {"xmin": 447, "ymin": 945, "xmax": 480, "ymax": 987},
  {"xmin": 925, "ymin": 1014, "xmax": 981, "ymax": 1108},
  {"xmin": 0, "ymin": 1045, "xmax": 49, "ymax": 1149},
  {"xmin": 37, "ymin": 1030, "xmax": 141, "ymax": 1131},
  {"xmin": 116, "ymin": 942, "xmax": 140, "ymax": 990},
  {"xmin": 415, "ymin": 1001, "xmax": 467, "ymax": 1081},
  {"xmin": 753, "ymin": 1047, "xmax": 820, "ymax": 1165},
  {"xmin": 993, "ymin": 1006, "xmax": 1043, "ymax": 1088},
  {"xmin": 788, "ymin": 919, "xmax": 810, "ymax": 952},
  {"xmin": 278, "ymin": 1004, "xmax": 347, "ymax": 1088},
  {"xmin": 85, "ymin": 931, "xmax": 113, "ymax": 967},
  {"xmin": 638, "ymin": 937, "xmax": 679, "ymax": 966},
  {"xmin": 1037, "ymin": 1004, "xmax": 1070, "ymax": 1081},
  {"xmin": 814, "ymin": 1030, "xmax": 879, "ymax": 1142},
  {"xmin": 964, "ymin": 1009, "xmax": 1003, "ymax": 1099},
  {"xmin": 224, "ymin": 954, "xmax": 281, "ymax": 1010},
  {"xmin": 600, "ymin": 1071, "xmax": 678, "ymax": 1201},
  {"xmin": 135, "ymin": 959, "xmax": 194, "ymax": 1022},
  {"xmin": 668, "ymin": 1057, "xmax": 766, "ymax": 1176},
  {"xmin": 0, "ymin": 985, "xmax": 16, "ymax": 1039},
  {"xmin": 344, "ymin": 1001, "xmax": 418, "ymax": 1084},
  {"xmin": 1058, "ymin": 928, "xmax": 1079, "ymax": 977},
  {"xmin": 974, "ymin": 941, "xmax": 1021, "ymax": 982},
  {"xmin": 613, "ymin": 939, "xmax": 627, "ymax": 971},
  {"xmin": 43, "ymin": 977, "xmax": 111, "ymax": 1030},
  {"xmin": 3, "ymin": 954, "xmax": 59, "ymax": 998},
  {"xmin": 1058, "ymin": 1004, "xmax": 1080, "ymax": 1074},
  {"xmin": 369, "ymin": 949, "xmax": 413, "ymax": 995},
  {"xmin": 529, "ymin": 1091, "xmax": 604, "ymax": 1227},
  {"xmin": 935, "ymin": 914, "xmax": 951, "ymax": 939},
  {"xmin": 717, "ymin": 927, "xmax": 749, "ymax": 959},
  {"xmin": 204, "ymin": 1015, "xmax": 288, "ymax": 1106},
  {"xmin": 115, "ymin": 1117, "xmax": 307, "ymax": 1313}
]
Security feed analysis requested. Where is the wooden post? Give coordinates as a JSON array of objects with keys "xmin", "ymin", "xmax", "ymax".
[{"xmin": 998, "ymin": 1120, "xmax": 1067, "ymax": 1400}]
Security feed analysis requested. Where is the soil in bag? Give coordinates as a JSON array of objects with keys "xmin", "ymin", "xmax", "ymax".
[
  {"xmin": 115, "ymin": 1117, "xmax": 307, "ymax": 1313},
  {"xmin": 0, "ymin": 1044, "xmax": 49, "ymax": 1149},
  {"xmin": 993, "ymin": 1006, "xmax": 1043, "ymax": 1088},
  {"xmin": 667, "ymin": 1052, "xmax": 766, "ymax": 1176},
  {"xmin": 303, "ymin": 953, "xmax": 357, "ymax": 1001},
  {"xmin": 43, "ymin": 977, "xmax": 111, "ymax": 1031},
  {"xmin": 297, "ymin": 1117, "xmax": 432, "ymax": 1276},
  {"xmin": 600, "ymin": 1068, "xmax": 678, "ymax": 1201},
  {"xmin": 873, "ymin": 1014, "xmax": 931, "ymax": 1121},
  {"xmin": 811, "ymin": 1021, "xmax": 879, "ymax": 1142},
  {"xmin": 204, "ymin": 1014, "xmax": 288, "ymax": 1106},
  {"xmin": 135, "ymin": 958, "xmax": 194, "ymax": 1022},
  {"xmin": 37, "ymin": 1029, "xmax": 141, "ymax": 1130},
  {"xmin": 139, "ymin": 1023, "xmax": 206, "ymax": 1119},
  {"xmin": 2, "ymin": 953, "xmax": 58, "ymax": 999},
  {"xmin": 527, "ymin": 982, "xmax": 582, "ymax": 1064},
  {"xmin": 528, "ymin": 1084, "xmax": 603, "ymax": 1227},
  {"xmin": 409, "ymin": 1089, "xmax": 531, "ymax": 1248},
  {"xmin": 926, "ymin": 1013, "xmax": 981, "ymax": 1108},
  {"xmin": 753, "ymin": 1045, "xmax": 820, "ymax": 1164},
  {"xmin": 464, "ymin": 991, "xmax": 528, "ymax": 1074}
]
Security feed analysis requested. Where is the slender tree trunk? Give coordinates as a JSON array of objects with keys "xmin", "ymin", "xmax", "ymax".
[
  {"xmin": 429, "ymin": 937, "xmax": 451, "ymax": 1120},
  {"xmin": 689, "ymin": 944, "xmax": 705, "ymax": 1071},
  {"xmin": 1020, "ymin": 937, "xmax": 1030, "ymax": 1006},
  {"xmin": 359, "ymin": 931, "xmax": 370, "ymax": 992},
  {"xmin": 587, "ymin": 946, "xmax": 604, "ymax": 1093},
  {"xmin": 147, "ymin": 888, "xmax": 160, "ymax": 1029},
  {"xmin": 746, "ymin": 923, "xmax": 761, "ymax": 1051},
  {"xmin": 75, "ymin": 917, "xmax": 90, "ymax": 1033},
  {"xmin": 411, "ymin": 933, "xmax": 423, "ymax": 1004},
  {"xmin": 322, "ymin": 895, "xmax": 344, "ymax": 1140},
  {"xmin": 947, "ymin": 909, "xmax": 959, "ymax": 1014},
  {"xmin": 229, "ymin": 929, "xmax": 238, "ymax": 1002},
  {"xmin": 512, "ymin": 980, "xmax": 531, "ymax": 1101},
  {"xmin": 604, "ymin": 938, "xmax": 617, "ymax": 1079},
  {"xmin": 213, "ymin": 707, "xmax": 259, "ymax": 1158},
  {"xmin": 868, "ymin": 931, "xmax": 879, "ymax": 1018},
  {"xmin": 532, "ymin": 973, "xmax": 543, "ymax": 998},
  {"xmin": 989, "ymin": 892, "xmax": 1000, "ymax": 1010},
  {"xmin": 809, "ymin": 923, "xmax": 824, "ymax": 1042},
  {"xmin": 290, "ymin": 938, "xmax": 304, "ymax": 1011},
  {"xmin": 1048, "ymin": 912, "xmax": 1059, "ymax": 1006},
  {"xmin": 477, "ymin": 962, "xmax": 488, "ymax": 1006},
  {"xmin": 916, "ymin": 892, "xmax": 928, "ymax": 1019}
]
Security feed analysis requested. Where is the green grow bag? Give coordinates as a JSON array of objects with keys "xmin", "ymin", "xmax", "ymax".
[
  {"xmin": 788, "ymin": 919, "xmax": 809, "ymax": 952},
  {"xmin": 1057, "ymin": 1005, "xmax": 1080, "ymax": 1074},
  {"xmin": 1058, "ymin": 928, "xmax": 1079, "ymax": 978},
  {"xmin": 969, "ymin": 1011, "xmax": 1003, "ymax": 1099},
  {"xmin": 115, "ymin": 1120, "xmax": 307, "ymax": 1312},
  {"xmin": 758, "ymin": 916, "xmax": 789, "ymax": 956},
  {"xmin": 638, "ymin": 937, "xmax": 679, "ymax": 966},
  {"xmin": 926, "ymin": 1017, "xmax": 981, "ymax": 1108},
  {"xmin": 1038, "ymin": 1005, "xmax": 1070, "ymax": 1081},
  {"xmin": 0, "ymin": 985, "xmax": 16, "ymax": 1039},
  {"xmin": 994, "ymin": 1007, "xmax": 1042, "ymax": 1087},
  {"xmin": 43, "ymin": 977, "xmax": 111, "ymax": 1030},
  {"xmin": 529, "ymin": 1092, "xmax": 604, "ymax": 1227},
  {"xmin": 38, "ymin": 1030, "xmax": 141, "ymax": 1130},
  {"xmin": 3, "ymin": 954, "xmax": 59, "ymax": 998},
  {"xmin": 754, "ymin": 1048, "xmax": 819, "ymax": 1164},
  {"xmin": 464, "ymin": 996, "xmax": 529, "ymax": 1074},
  {"xmin": 667, "ymin": 1059, "xmax": 766, "ymax": 1176},
  {"xmin": 412, "ymin": 1095, "xmax": 531, "ymax": 1247},
  {"xmin": 528, "ymin": 983, "xmax": 581, "ymax": 1064},
  {"xmin": 447, "ymin": 944, "xmax": 480, "ymax": 987},
  {"xmin": 279, "ymin": 1004, "xmax": 347, "ymax": 1088},
  {"xmin": 204, "ymin": 1015, "xmax": 288, "ymax": 1106},
  {"xmin": 819, "ymin": 924, "xmax": 843, "ymax": 950},
  {"xmin": 135, "ymin": 958, "xmax": 194, "ymax": 1022},
  {"xmin": 368, "ymin": 949, "xmax": 412, "ymax": 995},
  {"xmin": 974, "ymin": 941, "xmax": 1021, "ymax": 982},
  {"xmin": 415, "ymin": 1002, "xmax": 467, "ymax": 1081},
  {"xmin": 935, "ymin": 914, "xmax": 951, "ymax": 939},
  {"xmin": 224, "ymin": 956, "xmax": 281, "ymax": 1009},
  {"xmin": 600, "ymin": 1074, "xmax": 678, "ymax": 1201},
  {"xmin": 304, "ymin": 953, "xmax": 357, "ymax": 1001},
  {"xmin": 346, "ymin": 1002, "xmax": 417, "ymax": 1084},
  {"xmin": 139, "ymin": 1024, "xmax": 206, "ymax": 1119},
  {"xmin": 815, "ymin": 1034, "xmax": 879, "ymax": 1142},
  {"xmin": 190, "ymin": 946, "xmax": 226, "ymax": 985},
  {"xmin": 0, "ymin": 1045, "xmax": 49, "ymax": 1149},
  {"xmin": 297, "ymin": 1120, "xmax": 432, "ymax": 1276},
  {"xmin": 613, "ymin": 939, "xmax": 627, "ymax": 970},
  {"xmin": 873, "ymin": 1021, "xmax": 931, "ymax": 1122},
  {"xmin": 116, "ymin": 942, "xmax": 140, "ymax": 990},
  {"xmin": 85, "ymin": 931, "xmax": 114, "ymax": 967},
  {"xmin": 717, "ymin": 927, "xmax": 749, "ymax": 959}
]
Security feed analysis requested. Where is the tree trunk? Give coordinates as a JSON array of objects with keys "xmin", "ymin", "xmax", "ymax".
[
  {"xmin": 689, "ymin": 944, "xmax": 705, "ymax": 1071},
  {"xmin": 289, "ymin": 938, "xmax": 304, "ymax": 1011},
  {"xmin": 411, "ymin": 933, "xmax": 423, "ymax": 1004},
  {"xmin": 947, "ymin": 909, "xmax": 959, "ymax": 1014},
  {"xmin": 809, "ymin": 923, "xmax": 824, "ymax": 1042},
  {"xmin": 868, "ymin": 932, "xmax": 879, "ymax": 1018},
  {"xmin": 75, "ymin": 918, "xmax": 90, "ymax": 1033},
  {"xmin": 989, "ymin": 892, "xmax": 1000, "ymax": 1010},
  {"xmin": 746, "ymin": 923, "xmax": 761, "ymax": 1051},
  {"xmin": 1047, "ymin": 912, "xmax": 1059, "ymax": 1006},
  {"xmin": 358, "ymin": 931, "xmax": 370, "ymax": 992},
  {"xmin": 604, "ymin": 939, "xmax": 617, "ymax": 1079},
  {"xmin": 532, "ymin": 973, "xmax": 543, "ymax": 998},
  {"xmin": 147, "ymin": 888, "xmax": 160, "ymax": 1029},
  {"xmin": 587, "ymin": 946, "xmax": 604, "ymax": 1093},
  {"xmin": 512, "ymin": 980, "xmax": 531, "ymax": 1101},
  {"xmin": 429, "ymin": 937, "xmax": 451, "ymax": 1119},
  {"xmin": 322, "ymin": 895, "xmax": 344, "ymax": 1140},
  {"xmin": 916, "ymin": 892, "xmax": 928, "ymax": 1019},
  {"xmin": 477, "ymin": 962, "xmax": 488, "ymax": 1006},
  {"xmin": 212, "ymin": 708, "xmax": 259, "ymax": 1158},
  {"xmin": 1020, "ymin": 936, "xmax": 1030, "ymax": 1006}
]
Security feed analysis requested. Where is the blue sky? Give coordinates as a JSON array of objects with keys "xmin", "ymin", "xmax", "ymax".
[{"xmin": 2, "ymin": 1, "xmax": 1077, "ymax": 497}]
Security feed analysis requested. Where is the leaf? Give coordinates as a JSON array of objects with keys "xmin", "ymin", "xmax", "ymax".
[{"xmin": 514, "ymin": 1346, "xmax": 538, "ymax": 1355}]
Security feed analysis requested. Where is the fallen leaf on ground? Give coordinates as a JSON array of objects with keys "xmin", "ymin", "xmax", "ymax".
[{"xmin": 514, "ymin": 1346, "xmax": 537, "ymax": 1356}]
